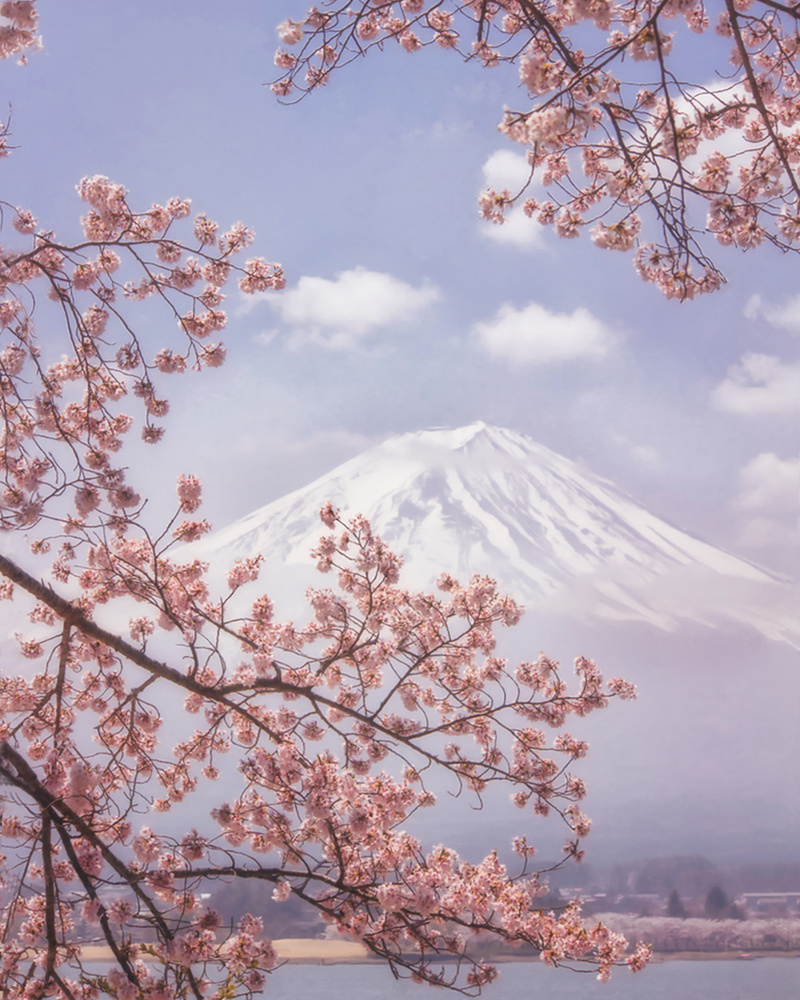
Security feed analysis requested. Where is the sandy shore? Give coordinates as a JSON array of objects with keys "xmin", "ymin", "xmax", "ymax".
[
  {"xmin": 78, "ymin": 940, "xmax": 369, "ymax": 965},
  {"xmin": 78, "ymin": 940, "xmax": 371, "ymax": 964},
  {"xmin": 78, "ymin": 940, "xmax": 799, "ymax": 965},
  {"xmin": 272, "ymin": 938, "xmax": 370, "ymax": 963}
]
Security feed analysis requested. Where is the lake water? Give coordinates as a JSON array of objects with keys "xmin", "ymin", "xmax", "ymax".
[{"xmin": 260, "ymin": 958, "xmax": 798, "ymax": 1000}]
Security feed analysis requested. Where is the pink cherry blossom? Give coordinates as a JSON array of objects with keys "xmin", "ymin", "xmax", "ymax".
[
  {"xmin": 272, "ymin": 0, "xmax": 800, "ymax": 298},
  {"xmin": 0, "ymin": 7, "xmax": 653, "ymax": 997}
]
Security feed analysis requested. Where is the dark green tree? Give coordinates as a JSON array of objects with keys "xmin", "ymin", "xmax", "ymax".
[
  {"xmin": 704, "ymin": 886, "xmax": 730, "ymax": 919},
  {"xmin": 667, "ymin": 889, "xmax": 688, "ymax": 919}
]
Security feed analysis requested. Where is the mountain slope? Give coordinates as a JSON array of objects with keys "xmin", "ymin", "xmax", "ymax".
[{"xmin": 194, "ymin": 423, "xmax": 797, "ymax": 646}]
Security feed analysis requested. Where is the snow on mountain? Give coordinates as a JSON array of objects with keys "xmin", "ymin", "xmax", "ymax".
[{"xmin": 193, "ymin": 423, "xmax": 798, "ymax": 646}]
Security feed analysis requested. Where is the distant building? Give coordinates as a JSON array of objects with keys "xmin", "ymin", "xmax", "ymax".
[{"xmin": 739, "ymin": 892, "xmax": 800, "ymax": 915}]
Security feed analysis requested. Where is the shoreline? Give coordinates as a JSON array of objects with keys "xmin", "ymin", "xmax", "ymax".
[{"xmin": 79, "ymin": 940, "xmax": 800, "ymax": 966}]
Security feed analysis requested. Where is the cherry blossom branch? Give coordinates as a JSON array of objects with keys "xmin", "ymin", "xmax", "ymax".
[
  {"xmin": 273, "ymin": 0, "xmax": 800, "ymax": 296},
  {"xmin": 726, "ymin": 0, "xmax": 800, "ymax": 201},
  {"xmin": 0, "ymin": 741, "xmax": 209, "ymax": 999},
  {"xmin": 0, "ymin": 8, "xmax": 652, "ymax": 994}
]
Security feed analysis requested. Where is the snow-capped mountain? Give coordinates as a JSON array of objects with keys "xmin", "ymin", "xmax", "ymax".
[
  {"xmin": 188, "ymin": 423, "xmax": 800, "ymax": 862},
  {"xmin": 194, "ymin": 423, "xmax": 797, "ymax": 646}
]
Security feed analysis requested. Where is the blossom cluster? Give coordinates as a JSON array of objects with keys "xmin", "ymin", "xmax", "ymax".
[
  {"xmin": 272, "ymin": 0, "xmax": 800, "ymax": 298},
  {"xmin": 0, "ymin": 5, "xmax": 650, "ymax": 997},
  {"xmin": 0, "ymin": 500, "xmax": 648, "ymax": 998},
  {"xmin": 0, "ymin": 1, "xmax": 39, "ymax": 63},
  {"xmin": 0, "ymin": 170, "xmax": 285, "ymax": 537}
]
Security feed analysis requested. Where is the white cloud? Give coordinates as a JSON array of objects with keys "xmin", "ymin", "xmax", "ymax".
[
  {"xmin": 482, "ymin": 149, "xmax": 532, "ymax": 192},
  {"xmin": 241, "ymin": 267, "xmax": 440, "ymax": 349},
  {"xmin": 473, "ymin": 301, "xmax": 616, "ymax": 365},
  {"xmin": 711, "ymin": 353, "xmax": 800, "ymax": 415},
  {"xmin": 736, "ymin": 453, "xmax": 800, "ymax": 514},
  {"xmin": 480, "ymin": 150, "xmax": 543, "ymax": 250},
  {"xmin": 744, "ymin": 293, "xmax": 800, "ymax": 333},
  {"xmin": 481, "ymin": 208, "xmax": 544, "ymax": 250}
]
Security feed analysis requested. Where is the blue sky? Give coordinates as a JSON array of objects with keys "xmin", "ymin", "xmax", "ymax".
[{"xmin": 3, "ymin": 0, "xmax": 798, "ymax": 574}]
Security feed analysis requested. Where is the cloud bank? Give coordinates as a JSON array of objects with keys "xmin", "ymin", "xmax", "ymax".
[
  {"xmin": 736, "ymin": 452, "xmax": 800, "ymax": 513},
  {"xmin": 245, "ymin": 267, "xmax": 440, "ymax": 349},
  {"xmin": 473, "ymin": 301, "xmax": 616, "ymax": 365},
  {"xmin": 711, "ymin": 353, "xmax": 800, "ymax": 415},
  {"xmin": 744, "ymin": 292, "xmax": 800, "ymax": 333}
]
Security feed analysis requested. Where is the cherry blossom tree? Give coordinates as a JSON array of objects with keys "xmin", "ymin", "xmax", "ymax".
[
  {"xmin": 0, "ymin": 4, "xmax": 650, "ymax": 998},
  {"xmin": 272, "ymin": 0, "xmax": 800, "ymax": 299},
  {"xmin": 598, "ymin": 913, "xmax": 800, "ymax": 952}
]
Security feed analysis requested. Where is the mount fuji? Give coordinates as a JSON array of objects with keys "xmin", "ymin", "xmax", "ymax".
[
  {"xmin": 194, "ymin": 423, "xmax": 797, "ymax": 648},
  {"xmin": 186, "ymin": 423, "xmax": 800, "ymax": 862}
]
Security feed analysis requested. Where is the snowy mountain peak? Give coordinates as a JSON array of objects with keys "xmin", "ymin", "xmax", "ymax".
[
  {"xmin": 195, "ymin": 425, "xmax": 797, "ymax": 647},
  {"xmin": 385, "ymin": 421, "xmax": 560, "ymax": 462}
]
